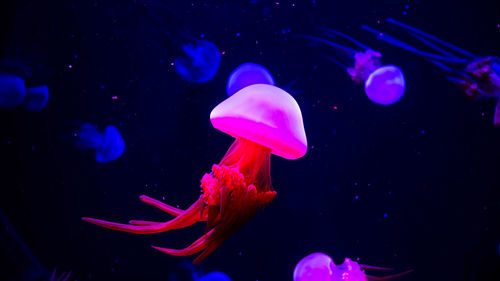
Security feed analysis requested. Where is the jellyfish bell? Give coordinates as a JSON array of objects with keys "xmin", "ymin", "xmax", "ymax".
[
  {"xmin": 0, "ymin": 73, "xmax": 26, "ymax": 109},
  {"xmin": 211, "ymin": 83, "xmax": 307, "ymax": 159},
  {"xmin": 95, "ymin": 125, "xmax": 125, "ymax": 163},
  {"xmin": 196, "ymin": 271, "xmax": 231, "ymax": 281},
  {"xmin": 22, "ymin": 85, "xmax": 49, "ymax": 112},
  {"xmin": 293, "ymin": 252, "xmax": 334, "ymax": 281},
  {"xmin": 364, "ymin": 65, "xmax": 406, "ymax": 105},
  {"xmin": 174, "ymin": 39, "xmax": 221, "ymax": 83},
  {"xmin": 226, "ymin": 63, "xmax": 275, "ymax": 97}
]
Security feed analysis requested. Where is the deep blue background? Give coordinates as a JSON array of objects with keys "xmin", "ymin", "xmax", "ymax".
[{"xmin": 1, "ymin": 1, "xmax": 499, "ymax": 280}]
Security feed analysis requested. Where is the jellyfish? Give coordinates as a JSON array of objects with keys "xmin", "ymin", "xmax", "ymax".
[
  {"xmin": 196, "ymin": 271, "xmax": 232, "ymax": 281},
  {"xmin": 142, "ymin": 1, "xmax": 221, "ymax": 83},
  {"xmin": 74, "ymin": 123, "xmax": 125, "ymax": 163},
  {"xmin": 0, "ymin": 73, "xmax": 26, "ymax": 108},
  {"xmin": 226, "ymin": 63, "xmax": 275, "ymax": 96},
  {"xmin": 362, "ymin": 18, "xmax": 500, "ymax": 125},
  {"xmin": 295, "ymin": 27, "xmax": 405, "ymax": 105},
  {"xmin": 22, "ymin": 85, "xmax": 49, "ymax": 112},
  {"xmin": 293, "ymin": 252, "xmax": 413, "ymax": 281},
  {"xmin": 83, "ymin": 84, "xmax": 308, "ymax": 263},
  {"xmin": 49, "ymin": 268, "xmax": 72, "ymax": 281}
]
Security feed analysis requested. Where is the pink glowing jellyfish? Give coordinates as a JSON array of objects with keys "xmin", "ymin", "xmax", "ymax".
[
  {"xmin": 226, "ymin": 63, "xmax": 275, "ymax": 97},
  {"xmin": 293, "ymin": 252, "xmax": 413, "ymax": 281},
  {"xmin": 363, "ymin": 18, "xmax": 500, "ymax": 125},
  {"xmin": 295, "ymin": 27, "xmax": 405, "ymax": 105},
  {"xmin": 83, "ymin": 84, "xmax": 307, "ymax": 263}
]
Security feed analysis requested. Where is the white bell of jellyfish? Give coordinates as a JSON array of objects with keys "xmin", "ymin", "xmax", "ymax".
[
  {"xmin": 293, "ymin": 252, "xmax": 334, "ymax": 281},
  {"xmin": 226, "ymin": 62, "xmax": 275, "ymax": 96},
  {"xmin": 364, "ymin": 65, "xmax": 406, "ymax": 105},
  {"xmin": 22, "ymin": 85, "xmax": 49, "ymax": 112},
  {"xmin": 75, "ymin": 124, "xmax": 125, "ymax": 163},
  {"xmin": 0, "ymin": 73, "xmax": 26, "ymax": 109}
]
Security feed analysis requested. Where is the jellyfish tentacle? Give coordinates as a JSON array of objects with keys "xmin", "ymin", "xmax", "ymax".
[
  {"xmin": 408, "ymin": 32, "xmax": 459, "ymax": 59},
  {"xmin": 321, "ymin": 55, "xmax": 349, "ymax": 69},
  {"xmin": 316, "ymin": 27, "xmax": 370, "ymax": 50},
  {"xmin": 152, "ymin": 229, "xmax": 214, "ymax": 257},
  {"xmin": 128, "ymin": 220, "xmax": 164, "ymax": 226},
  {"xmin": 386, "ymin": 18, "xmax": 477, "ymax": 59},
  {"xmin": 82, "ymin": 197, "xmax": 206, "ymax": 234},
  {"xmin": 293, "ymin": 34, "xmax": 358, "ymax": 56},
  {"xmin": 494, "ymin": 99, "xmax": 500, "ymax": 126},
  {"xmin": 139, "ymin": 195, "xmax": 185, "ymax": 216},
  {"xmin": 360, "ymin": 264, "xmax": 394, "ymax": 271},
  {"xmin": 361, "ymin": 25, "xmax": 469, "ymax": 64},
  {"xmin": 365, "ymin": 269, "xmax": 414, "ymax": 281}
]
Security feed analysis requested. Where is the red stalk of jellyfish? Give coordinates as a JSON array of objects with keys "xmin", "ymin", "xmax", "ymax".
[{"xmin": 83, "ymin": 84, "xmax": 307, "ymax": 263}]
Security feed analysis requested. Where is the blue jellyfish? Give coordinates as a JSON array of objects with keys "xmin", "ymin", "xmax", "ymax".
[
  {"xmin": 143, "ymin": 2, "xmax": 221, "ymax": 83},
  {"xmin": 0, "ymin": 73, "xmax": 26, "ymax": 108},
  {"xmin": 226, "ymin": 62, "xmax": 275, "ymax": 96},
  {"xmin": 22, "ymin": 85, "xmax": 49, "ymax": 112},
  {"xmin": 195, "ymin": 272, "xmax": 231, "ymax": 281},
  {"xmin": 362, "ymin": 19, "xmax": 500, "ymax": 125},
  {"xmin": 295, "ymin": 27, "xmax": 406, "ymax": 105},
  {"xmin": 75, "ymin": 123, "xmax": 125, "ymax": 163}
]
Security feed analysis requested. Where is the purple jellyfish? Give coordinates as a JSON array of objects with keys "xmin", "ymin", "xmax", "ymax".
[
  {"xmin": 74, "ymin": 123, "xmax": 125, "ymax": 163},
  {"xmin": 293, "ymin": 252, "xmax": 413, "ymax": 281},
  {"xmin": 226, "ymin": 63, "xmax": 275, "ymax": 96},
  {"xmin": 295, "ymin": 27, "xmax": 405, "ymax": 105},
  {"xmin": 362, "ymin": 18, "xmax": 500, "ymax": 125},
  {"xmin": 143, "ymin": 2, "xmax": 221, "ymax": 83}
]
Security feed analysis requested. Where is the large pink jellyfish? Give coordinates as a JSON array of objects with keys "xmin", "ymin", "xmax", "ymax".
[
  {"xmin": 83, "ymin": 84, "xmax": 307, "ymax": 263},
  {"xmin": 293, "ymin": 252, "xmax": 413, "ymax": 281},
  {"xmin": 295, "ymin": 28, "xmax": 405, "ymax": 105},
  {"xmin": 363, "ymin": 18, "xmax": 500, "ymax": 125}
]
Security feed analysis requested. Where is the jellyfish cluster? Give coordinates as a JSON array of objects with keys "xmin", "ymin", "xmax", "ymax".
[
  {"xmin": 293, "ymin": 252, "xmax": 413, "ymax": 281},
  {"xmin": 0, "ymin": 59, "xmax": 49, "ymax": 111}
]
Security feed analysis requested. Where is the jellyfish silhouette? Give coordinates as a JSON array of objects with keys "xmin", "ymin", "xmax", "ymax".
[
  {"xmin": 196, "ymin": 272, "xmax": 231, "ymax": 281},
  {"xmin": 295, "ymin": 27, "xmax": 405, "ymax": 105},
  {"xmin": 0, "ymin": 59, "xmax": 49, "ymax": 111},
  {"xmin": 362, "ymin": 18, "xmax": 500, "ymax": 125},
  {"xmin": 83, "ymin": 84, "xmax": 307, "ymax": 263},
  {"xmin": 293, "ymin": 252, "xmax": 413, "ymax": 281},
  {"xmin": 142, "ymin": 1, "xmax": 221, "ymax": 83},
  {"xmin": 226, "ymin": 63, "xmax": 275, "ymax": 96},
  {"xmin": 74, "ymin": 123, "xmax": 125, "ymax": 163}
]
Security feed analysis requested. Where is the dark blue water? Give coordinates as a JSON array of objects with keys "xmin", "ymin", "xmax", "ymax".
[{"xmin": 1, "ymin": 1, "xmax": 499, "ymax": 280}]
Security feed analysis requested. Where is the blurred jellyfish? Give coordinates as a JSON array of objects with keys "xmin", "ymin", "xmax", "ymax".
[
  {"xmin": 196, "ymin": 271, "xmax": 231, "ymax": 281},
  {"xmin": 295, "ymin": 27, "xmax": 405, "ymax": 105},
  {"xmin": 363, "ymin": 18, "xmax": 500, "ymax": 125},
  {"xmin": 142, "ymin": 1, "xmax": 221, "ymax": 83},
  {"xmin": 74, "ymin": 123, "xmax": 125, "ymax": 163},
  {"xmin": 0, "ymin": 59, "xmax": 50, "ymax": 111},
  {"xmin": 226, "ymin": 63, "xmax": 275, "ymax": 96},
  {"xmin": 294, "ymin": 252, "xmax": 413, "ymax": 281},
  {"xmin": 0, "ymin": 73, "xmax": 26, "ymax": 108},
  {"xmin": 22, "ymin": 85, "xmax": 49, "ymax": 111}
]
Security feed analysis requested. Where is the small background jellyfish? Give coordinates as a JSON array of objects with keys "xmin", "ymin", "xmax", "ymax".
[
  {"xmin": 362, "ymin": 18, "xmax": 500, "ymax": 125},
  {"xmin": 168, "ymin": 261, "xmax": 231, "ymax": 281},
  {"xmin": 295, "ymin": 27, "xmax": 405, "ymax": 105},
  {"xmin": 73, "ymin": 123, "xmax": 125, "ymax": 163},
  {"xmin": 141, "ymin": 1, "xmax": 221, "ymax": 83},
  {"xmin": 293, "ymin": 252, "xmax": 413, "ymax": 281},
  {"xmin": 0, "ymin": 59, "xmax": 49, "ymax": 111},
  {"xmin": 226, "ymin": 62, "xmax": 275, "ymax": 96}
]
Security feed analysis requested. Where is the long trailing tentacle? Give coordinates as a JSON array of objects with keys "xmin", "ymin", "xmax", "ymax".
[
  {"xmin": 293, "ymin": 34, "xmax": 359, "ymax": 56},
  {"xmin": 82, "ymin": 197, "xmax": 206, "ymax": 234},
  {"xmin": 152, "ymin": 229, "xmax": 214, "ymax": 257},
  {"xmin": 360, "ymin": 264, "xmax": 394, "ymax": 271},
  {"xmin": 317, "ymin": 27, "xmax": 371, "ymax": 50},
  {"xmin": 386, "ymin": 18, "xmax": 477, "ymax": 59},
  {"xmin": 366, "ymin": 269, "xmax": 414, "ymax": 281},
  {"xmin": 361, "ymin": 25, "xmax": 469, "ymax": 64},
  {"xmin": 407, "ymin": 31, "xmax": 459, "ymax": 59},
  {"xmin": 138, "ymin": 195, "xmax": 185, "ymax": 216}
]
